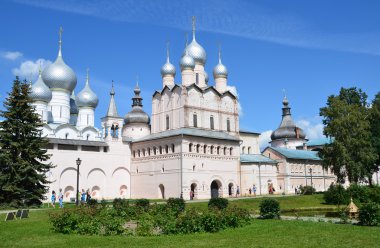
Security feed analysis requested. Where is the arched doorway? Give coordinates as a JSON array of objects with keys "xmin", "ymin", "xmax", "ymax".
[
  {"xmin": 91, "ymin": 186, "xmax": 100, "ymax": 198},
  {"xmin": 228, "ymin": 183, "xmax": 234, "ymax": 197},
  {"xmin": 158, "ymin": 184, "xmax": 165, "ymax": 199},
  {"xmin": 119, "ymin": 185, "xmax": 127, "ymax": 197},
  {"xmin": 210, "ymin": 180, "xmax": 222, "ymax": 198},
  {"xmin": 190, "ymin": 183, "xmax": 197, "ymax": 200}
]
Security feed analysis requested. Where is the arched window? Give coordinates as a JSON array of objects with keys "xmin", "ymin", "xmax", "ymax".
[
  {"xmin": 159, "ymin": 146, "xmax": 163, "ymax": 154},
  {"xmin": 196, "ymin": 73, "xmax": 199, "ymax": 84},
  {"xmin": 242, "ymin": 146, "xmax": 246, "ymax": 154},
  {"xmin": 65, "ymin": 133, "xmax": 69, "ymax": 139},
  {"xmin": 154, "ymin": 147, "xmax": 157, "ymax": 155},
  {"xmin": 133, "ymin": 151, "xmax": 136, "ymax": 158},
  {"xmin": 142, "ymin": 149, "xmax": 146, "ymax": 157},
  {"xmin": 204, "ymin": 145, "xmax": 207, "ymax": 154},
  {"xmin": 189, "ymin": 143, "xmax": 193, "ymax": 152},
  {"xmin": 137, "ymin": 149, "xmax": 140, "ymax": 157},
  {"xmin": 210, "ymin": 145, "xmax": 214, "ymax": 154},
  {"xmin": 217, "ymin": 146, "xmax": 220, "ymax": 155},
  {"xmin": 227, "ymin": 118, "xmax": 231, "ymax": 132},
  {"xmin": 193, "ymin": 113, "xmax": 198, "ymax": 127},
  {"xmin": 171, "ymin": 144, "xmax": 175, "ymax": 153},
  {"xmin": 165, "ymin": 145, "xmax": 169, "ymax": 154},
  {"xmin": 148, "ymin": 148, "xmax": 151, "ymax": 156},
  {"xmin": 230, "ymin": 147, "xmax": 233, "ymax": 155},
  {"xmin": 223, "ymin": 147, "xmax": 227, "ymax": 155},
  {"xmin": 248, "ymin": 147, "xmax": 252, "ymax": 154},
  {"xmin": 196, "ymin": 144, "xmax": 200, "ymax": 153},
  {"xmin": 166, "ymin": 115, "xmax": 170, "ymax": 130},
  {"xmin": 210, "ymin": 115, "xmax": 214, "ymax": 130},
  {"xmin": 86, "ymin": 134, "xmax": 90, "ymax": 141}
]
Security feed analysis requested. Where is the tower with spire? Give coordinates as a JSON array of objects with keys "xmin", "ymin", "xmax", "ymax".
[
  {"xmin": 101, "ymin": 81, "xmax": 124, "ymax": 140},
  {"xmin": 270, "ymin": 96, "xmax": 307, "ymax": 148},
  {"xmin": 42, "ymin": 27, "xmax": 77, "ymax": 124}
]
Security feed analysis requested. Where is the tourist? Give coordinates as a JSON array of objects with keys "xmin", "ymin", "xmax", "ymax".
[
  {"xmin": 253, "ymin": 185, "xmax": 257, "ymax": 196},
  {"xmin": 190, "ymin": 190, "xmax": 194, "ymax": 200},
  {"xmin": 80, "ymin": 189, "xmax": 86, "ymax": 206},
  {"xmin": 58, "ymin": 189, "xmax": 64, "ymax": 208},
  {"xmin": 249, "ymin": 188, "xmax": 252, "ymax": 195},
  {"xmin": 294, "ymin": 187, "xmax": 298, "ymax": 195},
  {"xmin": 236, "ymin": 186, "xmax": 240, "ymax": 197},
  {"xmin": 86, "ymin": 189, "xmax": 91, "ymax": 204},
  {"xmin": 51, "ymin": 190, "xmax": 56, "ymax": 208}
]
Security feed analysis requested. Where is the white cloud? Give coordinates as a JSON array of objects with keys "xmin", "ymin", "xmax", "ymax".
[
  {"xmin": 12, "ymin": 58, "xmax": 52, "ymax": 80},
  {"xmin": 226, "ymin": 85, "xmax": 243, "ymax": 116},
  {"xmin": 259, "ymin": 130, "xmax": 273, "ymax": 151},
  {"xmin": 2, "ymin": 51, "xmax": 23, "ymax": 60},
  {"xmin": 296, "ymin": 119, "xmax": 324, "ymax": 140}
]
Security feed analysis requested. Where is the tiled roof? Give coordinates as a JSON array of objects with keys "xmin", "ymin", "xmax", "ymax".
[
  {"xmin": 126, "ymin": 128, "xmax": 240, "ymax": 143},
  {"xmin": 240, "ymin": 154, "xmax": 277, "ymax": 164},
  {"xmin": 270, "ymin": 147, "xmax": 321, "ymax": 161}
]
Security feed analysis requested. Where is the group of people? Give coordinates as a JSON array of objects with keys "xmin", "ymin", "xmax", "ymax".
[
  {"xmin": 50, "ymin": 189, "xmax": 63, "ymax": 208},
  {"xmin": 78, "ymin": 189, "xmax": 92, "ymax": 206},
  {"xmin": 248, "ymin": 185, "xmax": 257, "ymax": 196}
]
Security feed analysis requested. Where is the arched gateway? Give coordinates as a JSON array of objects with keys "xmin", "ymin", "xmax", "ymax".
[{"xmin": 210, "ymin": 180, "xmax": 222, "ymax": 198}]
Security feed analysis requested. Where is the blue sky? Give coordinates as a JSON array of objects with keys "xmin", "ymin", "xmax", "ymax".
[{"xmin": 0, "ymin": 0, "xmax": 379, "ymax": 147}]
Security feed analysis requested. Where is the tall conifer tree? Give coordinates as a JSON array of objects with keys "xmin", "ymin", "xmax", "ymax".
[{"xmin": 0, "ymin": 77, "xmax": 53, "ymax": 207}]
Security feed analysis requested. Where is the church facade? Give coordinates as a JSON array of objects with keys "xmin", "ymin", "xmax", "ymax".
[{"xmin": 29, "ymin": 20, "xmax": 336, "ymax": 202}]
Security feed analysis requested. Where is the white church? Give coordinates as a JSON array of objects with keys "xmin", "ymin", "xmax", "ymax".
[{"xmin": 29, "ymin": 19, "xmax": 336, "ymax": 201}]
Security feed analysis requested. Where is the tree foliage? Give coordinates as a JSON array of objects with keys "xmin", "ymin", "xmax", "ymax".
[
  {"xmin": 319, "ymin": 87, "xmax": 378, "ymax": 184},
  {"xmin": 370, "ymin": 92, "xmax": 380, "ymax": 168},
  {"xmin": 0, "ymin": 77, "xmax": 53, "ymax": 207}
]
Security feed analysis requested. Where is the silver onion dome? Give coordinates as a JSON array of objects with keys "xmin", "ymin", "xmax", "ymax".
[
  {"xmin": 182, "ymin": 16, "xmax": 206, "ymax": 65},
  {"xmin": 30, "ymin": 71, "xmax": 52, "ymax": 103},
  {"xmin": 180, "ymin": 50, "xmax": 195, "ymax": 71},
  {"xmin": 204, "ymin": 71, "xmax": 209, "ymax": 83},
  {"xmin": 70, "ymin": 91, "xmax": 78, "ymax": 114},
  {"xmin": 42, "ymin": 28, "xmax": 77, "ymax": 92},
  {"xmin": 124, "ymin": 83, "xmax": 150, "ymax": 124},
  {"xmin": 76, "ymin": 70, "xmax": 99, "ymax": 108},
  {"xmin": 161, "ymin": 44, "xmax": 176, "ymax": 77},
  {"xmin": 213, "ymin": 49, "xmax": 228, "ymax": 78},
  {"xmin": 271, "ymin": 97, "xmax": 306, "ymax": 141}
]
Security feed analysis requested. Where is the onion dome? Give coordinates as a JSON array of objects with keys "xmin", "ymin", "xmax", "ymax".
[
  {"xmin": 183, "ymin": 16, "xmax": 206, "ymax": 65},
  {"xmin": 161, "ymin": 44, "xmax": 176, "ymax": 77},
  {"xmin": 30, "ymin": 69, "xmax": 52, "ymax": 103},
  {"xmin": 180, "ymin": 49, "xmax": 195, "ymax": 71},
  {"xmin": 204, "ymin": 71, "xmax": 209, "ymax": 83},
  {"xmin": 271, "ymin": 96, "xmax": 306, "ymax": 141},
  {"xmin": 76, "ymin": 69, "xmax": 99, "ymax": 108},
  {"xmin": 70, "ymin": 91, "xmax": 78, "ymax": 115},
  {"xmin": 124, "ymin": 82, "xmax": 150, "ymax": 124},
  {"xmin": 42, "ymin": 27, "xmax": 77, "ymax": 92},
  {"xmin": 213, "ymin": 48, "xmax": 228, "ymax": 78}
]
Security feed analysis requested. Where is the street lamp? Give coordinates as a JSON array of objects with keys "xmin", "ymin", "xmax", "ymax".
[
  {"xmin": 76, "ymin": 157, "xmax": 82, "ymax": 206},
  {"xmin": 309, "ymin": 168, "xmax": 313, "ymax": 189}
]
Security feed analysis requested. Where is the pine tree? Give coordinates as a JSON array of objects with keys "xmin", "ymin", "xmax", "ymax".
[
  {"xmin": 0, "ymin": 77, "xmax": 53, "ymax": 207},
  {"xmin": 319, "ymin": 87, "xmax": 378, "ymax": 184},
  {"xmin": 370, "ymin": 92, "xmax": 380, "ymax": 173}
]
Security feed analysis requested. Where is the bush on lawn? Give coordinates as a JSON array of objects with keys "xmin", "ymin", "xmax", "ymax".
[
  {"xmin": 166, "ymin": 198, "xmax": 185, "ymax": 215},
  {"xmin": 87, "ymin": 199, "xmax": 98, "ymax": 208},
  {"xmin": 259, "ymin": 198, "xmax": 280, "ymax": 219},
  {"xmin": 347, "ymin": 184, "xmax": 371, "ymax": 204},
  {"xmin": 324, "ymin": 184, "xmax": 349, "ymax": 205},
  {"xmin": 208, "ymin": 197, "xmax": 229, "ymax": 210},
  {"xmin": 299, "ymin": 185, "xmax": 316, "ymax": 195},
  {"xmin": 135, "ymin": 199, "xmax": 150, "ymax": 211},
  {"xmin": 358, "ymin": 203, "xmax": 380, "ymax": 226}
]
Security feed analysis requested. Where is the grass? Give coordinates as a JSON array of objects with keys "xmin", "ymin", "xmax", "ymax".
[
  {"xmin": 188, "ymin": 194, "xmax": 336, "ymax": 213},
  {"xmin": 1, "ymin": 209, "xmax": 379, "ymax": 248}
]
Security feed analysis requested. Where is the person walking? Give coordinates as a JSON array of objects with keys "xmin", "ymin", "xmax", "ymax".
[
  {"xmin": 51, "ymin": 190, "xmax": 56, "ymax": 208},
  {"xmin": 86, "ymin": 189, "xmax": 92, "ymax": 204},
  {"xmin": 253, "ymin": 185, "xmax": 257, "ymax": 197},
  {"xmin": 80, "ymin": 189, "xmax": 86, "ymax": 206},
  {"xmin": 236, "ymin": 186, "xmax": 240, "ymax": 198},
  {"xmin": 249, "ymin": 188, "xmax": 252, "ymax": 195},
  {"xmin": 58, "ymin": 189, "xmax": 64, "ymax": 208}
]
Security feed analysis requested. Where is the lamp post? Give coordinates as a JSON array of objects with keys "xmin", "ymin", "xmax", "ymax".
[
  {"xmin": 76, "ymin": 157, "xmax": 82, "ymax": 206},
  {"xmin": 309, "ymin": 168, "xmax": 313, "ymax": 189}
]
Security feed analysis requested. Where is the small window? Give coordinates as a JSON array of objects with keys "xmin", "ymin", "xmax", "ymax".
[
  {"xmin": 227, "ymin": 118, "xmax": 231, "ymax": 132},
  {"xmin": 196, "ymin": 144, "xmax": 200, "ymax": 153},
  {"xmin": 154, "ymin": 147, "xmax": 157, "ymax": 155},
  {"xmin": 242, "ymin": 146, "xmax": 246, "ymax": 154},
  {"xmin": 159, "ymin": 146, "xmax": 163, "ymax": 154},
  {"xmin": 210, "ymin": 116, "xmax": 214, "ymax": 130},
  {"xmin": 223, "ymin": 147, "xmax": 227, "ymax": 155},
  {"xmin": 171, "ymin": 144, "xmax": 175, "ymax": 153},
  {"xmin": 65, "ymin": 133, "xmax": 69, "ymax": 139},
  {"xmin": 166, "ymin": 115, "xmax": 169, "ymax": 130},
  {"xmin": 165, "ymin": 145, "xmax": 169, "ymax": 154},
  {"xmin": 148, "ymin": 148, "xmax": 151, "ymax": 156},
  {"xmin": 133, "ymin": 151, "xmax": 136, "ymax": 158},
  {"xmin": 193, "ymin": 113, "xmax": 198, "ymax": 127},
  {"xmin": 210, "ymin": 146, "xmax": 214, "ymax": 154},
  {"xmin": 248, "ymin": 147, "xmax": 252, "ymax": 154},
  {"xmin": 193, "ymin": 165, "xmax": 196, "ymax": 172},
  {"xmin": 204, "ymin": 145, "xmax": 207, "ymax": 154},
  {"xmin": 230, "ymin": 147, "xmax": 233, "ymax": 155},
  {"xmin": 189, "ymin": 143, "xmax": 193, "ymax": 152},
  {"xmin": 196, "ymin": 73, "xmax": 199, "ymax": 84},
  {"xmin": 217, "ymin": 146, "xmax": 220, "ymax": 155}
]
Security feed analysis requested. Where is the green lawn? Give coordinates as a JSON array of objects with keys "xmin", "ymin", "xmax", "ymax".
[
  {"xmin": 188, "ymin": 194, "xmax": 336, "ymax": 213},
  {"xmin": 0, "ymin": 209, "xmax": 379, "ymax": 248}
]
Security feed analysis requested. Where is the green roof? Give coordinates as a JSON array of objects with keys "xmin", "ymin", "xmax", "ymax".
[
  {"xmin": 306, "ymin": 137, "xmax": 334, "ymax": 146},
  {"xmin": 270, "ymin": 147, "xmax": 321, "ymax": 161},
  {"xmin": 240, "ymin": 154, "xmax": 277, "ymax": 164}
]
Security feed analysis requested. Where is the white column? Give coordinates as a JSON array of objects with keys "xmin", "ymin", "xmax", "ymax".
[
  {"xmin": 48, "ymin": 90, "xmax": 71, "ymax": 124},
  {"xmin": 76, "ymin": 107, "xmax": 95, "ymax": 128},
  {"xmin": 215, "ymin": 77, "xmax": 227, "ymax": 93}
]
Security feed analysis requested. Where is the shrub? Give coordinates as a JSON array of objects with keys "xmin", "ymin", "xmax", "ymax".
[
  {"xmin": 135, "ymin": 199, "xmax": 150, "ymax": 211},
  {"xmin": 113, "ymin": 198, "xmax": 129, "ymax": 212},
  {"xmin": 368, "ymin": 185, "xmax": 380, "ymax": 204},
  {"xmin": 324, "ymin": 184, "xmax": 349, "ymax": 205},
  {"xmin": 259, "ymin": 198, "xmax": 280, "ymax": 219},
  {"xmin": 220, "ymin": 207, "xmax": 251, "ymax": 228},
  {"xmin": 176, "ymin": 209, "xmax": 205, "ymax": 234},
  {"xmin": 347, "ymin": 184, "xmax": 370, "ymax": 204},
  {"xmin": 201, "ymin": 211, "xmax": 223, "ymax": 233},
  {"xmin": 136, "ymin": 213, "xmax": 156, "ymax": 236},
  {"xmin": 359, "ymin": 203, "xmax": 380, "ymax": 226},
  {"xmin": 208, "ymin": 197, "xmax": 229, "ymax": 210},
  {"xmin": 300, "ymin": 185, "xmax": 316, "ymax": 195},
  {"xmin": 87, "ymin": 199, "xmax": 98, "ymax": 208},
  {"xmin": 166, "ymin": 198, "xmax": 185, "ymax": 215}
]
